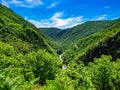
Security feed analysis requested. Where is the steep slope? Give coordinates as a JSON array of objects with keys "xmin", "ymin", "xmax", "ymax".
[
  {"xmin": 39, "ymin": 28, "xmax": 62, "ymax": 40},
  {"xmin": 57, "ymin": 21, "xmax": 115, "ymax": 46},
  {"xmin": 0, "ymin": 4, "xmax": 61, "ymax": 89},
  {"xmin": 38, "ymin": 20, "xmax": 115, "ymax": 51},
  {"xmin": 1, "ymin": 4, "xmax": 120, "ymax": 90},
  {"xmin": 0, "ymin": 4, "xmax": 56, "ymax": 54},
  {"xmin": 63, "ymin": 18, "xmax": 120, "ymax": 64}
]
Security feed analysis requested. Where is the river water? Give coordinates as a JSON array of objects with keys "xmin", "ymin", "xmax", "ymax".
[{"xmin": 59, "ymin": 54, "xmax": 67, "ymax": 70}]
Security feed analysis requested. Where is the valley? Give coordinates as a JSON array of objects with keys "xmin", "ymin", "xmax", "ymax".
[{"xmin": 0, "ymin": 3, "xmax": 120, "ymax": 90}]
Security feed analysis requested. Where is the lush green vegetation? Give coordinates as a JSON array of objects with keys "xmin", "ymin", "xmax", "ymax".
[
  {"xmin": 1, "ymin": 41, "xmax": 120, "ymax": 89},
  {"xmin": 41, "ymin": 21, "xmax": 115, "ymax": 49},
  {"xmin": 0, "ymin": 4, "xmax": 120, "ymax": 90},
  {"xmin": 45, "ymin": 55, "xmax": 120, "ymax": 90},
  {"xmin": 0, "ymin": 4, "xmax": 57, "ymax": 54},
  {"xmin": 58, "ymin": 21, "xmax": 115, "ymax": 43},
  {"xmin": 0, "ymin": 41, "xmax": 61, "ymax": 89},
  {"xmin": 63, "ymin": 19, "xmax": 120, "ymax": 65},
  {"xmin": 0, "ymin": 4, "xmax": 61, "ymax": 89},
  {"xmin": 39, "ymin": 28, "xmax": 62, "ymax": 40}
]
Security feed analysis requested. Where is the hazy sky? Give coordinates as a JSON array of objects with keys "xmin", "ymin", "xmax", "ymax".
[{"xmin": 1, "ymin": 0, "xmax": 120, "ymax": 29}]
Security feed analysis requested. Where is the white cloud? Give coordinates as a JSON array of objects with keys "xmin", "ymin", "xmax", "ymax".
[
  {"xmin": 51, "ymin": 12, "xmax": 63, "ymax": 20},
  {"xmin": 104, "ymin": 6, "xmax": 110, "ymax": 9},
  {"xmin": 1, "ymin": 0, "xmax": 9, "ymax": 7},
  {"xmin": 28, "ymin": 12, "xmax": 84, "ymax": 29},
  {"xmin": 25, "ymin": 0, "xmax": 43, "ymax": 6},
  {"xmin": 24, "ymin": 16, "xmax": 28, "ymax": 20},
  {"xmin": 1, "ymin": 0, "xmax": 44, "ymax": 8},
  {"xmin": 11, "ymin": 0, "xmax": 24, "ymax": 6},
  {"xmin": 93, "ymin": 15, "xmax": 107, "ymax": 21},
  {"xmin": 25, "ymin": 0, "xmax": 33, "ymax": 3},
  {"xmin": 47, "ymin": 2, "xmax": 57, "ymax": 9}
]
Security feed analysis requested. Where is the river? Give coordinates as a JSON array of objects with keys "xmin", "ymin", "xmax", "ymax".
[{"xmin": 59, "ymin": 54, "xmax": 67, "ymax": 70}]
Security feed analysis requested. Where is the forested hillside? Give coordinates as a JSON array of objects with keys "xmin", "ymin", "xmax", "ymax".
[
  {"xmin": 58, "ymin": 21, "xmax": 115, "ymax": 43},
  {"xmin": 0, "ymin": 4, "xmax": 57, "ymax": 54},
  {"xmin": 40, "ymin": 21, "xmax": 115, "ymax": 48},
  {"xmin": 0, "ymin": 4, "xmax": 61, "ymax": 89},
  {"xmin": 63, "ymin": 19, "xmax": 120, "ymax": 64},
  {"xmin": 39, "ymin": 28, "xmax": 61, "ymax": 40},
  {"xmin": 0, "ymin": 3, "xmax": 120, "ymax": 90}
]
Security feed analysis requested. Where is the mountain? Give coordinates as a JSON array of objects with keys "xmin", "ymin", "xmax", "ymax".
[
  {"xmin": 57, "ymin": 21, "xmax": 115, "ymax": 46},
  {"xmin": 63, "ymin": 18, "xmax": 120, "ymax": 64},
  {"xmin": 1, "ymin": 4, "xmax": 120, "ymax": 90},
  {"xmin": 39, "ymin": 28, "xmax": 62, "ymax": 40},
  {"xmin": 39, "ymin": 20, "xmax": 115, "ymax": 50},
  {"xmin": 0, "ymin": 4, "xmax": 61, "ymax": 89},
  {"xmin": 59, "ymin": 21, "xmax": 114, "ymax": 40},
  {"xmin": 0, "ymin": 4, "xmax": 56, "ymax": 54}
]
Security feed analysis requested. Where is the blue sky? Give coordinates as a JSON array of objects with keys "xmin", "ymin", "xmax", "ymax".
[{"xmin": 0, "ymin": 0, "xmax": 120, "ymax": 29}]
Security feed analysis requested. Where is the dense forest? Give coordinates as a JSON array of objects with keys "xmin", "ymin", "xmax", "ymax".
[{"xmin": 0, "ymin": 4, "xmax": 120, "ymax": 90}]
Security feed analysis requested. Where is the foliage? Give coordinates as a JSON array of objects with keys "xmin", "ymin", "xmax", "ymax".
[
  {"xmin": 0, "ymin": 3, "xmax": 120, "ymax": 90},
  {"xmin": 0, "ymin": 4, "xmax": 57, "ymax": 54},
  {"xmin": 0, "ymin": 41, "xmax": 61, "ymax": 89},
  {"xmin": 39, "ymin": 28, "xmax": 62, "ymax": 40},
  {"xmin": 44, "ymin": 55, "xmax": 120, "ymax": 90},
  {"xmin": 39, "ymin": 20, "xmax": 115, "ymax": 51},
  {"xmin": 63, "ymin": 21, "xmax": 120, "ymax": 64}
]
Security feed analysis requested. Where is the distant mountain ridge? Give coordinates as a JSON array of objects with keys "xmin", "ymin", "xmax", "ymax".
[
  {"xmin": 58, "ymin": 20, "xmax": 115, "ymax": 41},
  {"xmin": 39, "ymin": 28, "xmax": 62, "ymax": 40},
  {"xmin": 1, "ymin": 3, "xmax": 120, "ymax": 63},
  {"xmin": 39, "ymin": 20, "xmax": 115, "ymax": 48},
  {"xmin": 63, "ymin": 18, "xmax": 120, "ymax": 65},
  {"xmin": 1, "ymin": 4, "xmax": 120, "ymax": 90}
]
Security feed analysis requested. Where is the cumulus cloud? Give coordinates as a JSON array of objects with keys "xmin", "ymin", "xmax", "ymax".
[
  {"xmin": 1, "ymin": 0, "xmax": 44, "ymax": 8},
  {"xmin": 28, "ymin": 12, "xmax": 84, "ymax": 29},
  {"xmin": 47, "ymin": 2, "xmax": 57, "ymax": 9},
  {"xmin": 93, "ymin": 15, "xmax": 107, "ymax": 21}
]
